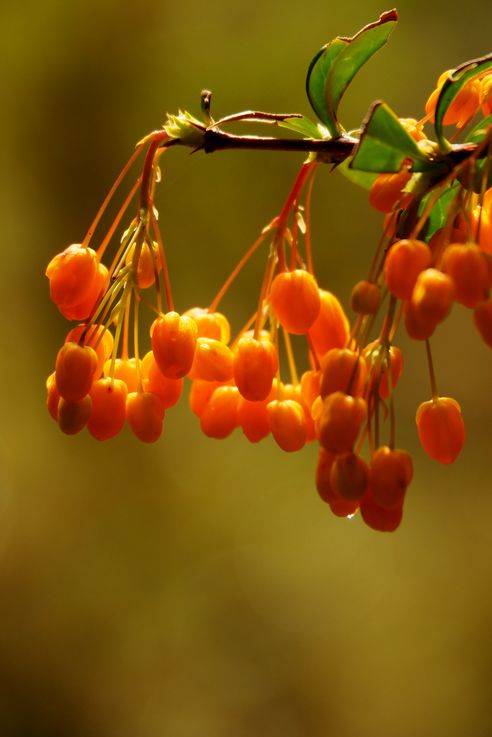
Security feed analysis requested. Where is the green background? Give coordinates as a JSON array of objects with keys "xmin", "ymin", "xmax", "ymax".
[{"xmin": 2, "ymin": 1, "xmax": 492, "ymax": 735}]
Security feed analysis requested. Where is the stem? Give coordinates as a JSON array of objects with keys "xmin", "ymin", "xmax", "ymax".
[
  {"xmin": 82, "ymin": 144, "xmax": 144, "ymax": 249},
  {"xmin": 425, "ymin": 339, "xmax": 439, "ymax": 400},
  {"xmin": 150, "ymin": 210, "xmax": 174, "ymax": 312}
]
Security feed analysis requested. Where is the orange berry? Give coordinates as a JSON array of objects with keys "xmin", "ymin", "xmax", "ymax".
[
  {"xmin": 369, "ymin": 169, "xmax": 412, "ymax": 213},
  {"xmin": 55, "ymin": 342, "xmax": 98, "ymax": 401},
  {"xmin": 200, "ymin": 386, "xmax": 240, "ymax": 439},
  {"xmin": 88, "ymin": 378, "xmax": 128, "ymax": 440},
  {"xmin": 125, "ymin": 240, "xmax": 161, "ymax": 289},
  {"xmin": 46, "ymin": 244, "xmax": 100, "ymax": 310},
  {"xmin": 411, "ymin": 268, "xmax": 455, "ymax": 324},
  {"xmin": 188, "ymin": 337, "xmax": 234, "ymax": 382},
  {"xmin": 184, "ymin": 307, "xmax": 231, "ymax": 343},
  {"xmin": 369, "ymin": 447, "xmax": 413, "ymax": 509},
  {"xmin": 315, "ymin": 448, "xmax": 359, "ymax": 516},
  {"xmin": 441, "ymin": 243, "xmax": 489, "ymax": 308},
  {"xmin": 481, "ymin": 75, "xmax": 492, "ymax": 116},
  {"xmin": 57, "ymin": 395, "xmax": 92, "ymax": 435},
  {"xmin": 151, "ymin": 311, "xmax": 198, "ymax": 380},
  {"xmin": 300, "ymin": 370, "xmax": 321, "ymax": 409},
  {"xmin": 470, "ymin": 206, "xmax": 492, "ymax": 254},
  {"xmin": 266, "ymin": 399, "xmax": 307, "ymax": 452},
  {"xmin": 320, "ymin": 348, "xmax": 367, "ymax": 398},
  {"xmin": 233, "ymin": 336, "xmax": 278, "ymax": 401},
  {"xmin": 350, "ymin": 280, "xmax": 381, "ymax": 314},
  {"xmin": 307, "ymin": 289, "xmax": 349, "ymax": 357},
  {"xmin": 269, "ymin": 269, "xmax": 321, "ymax": 334},
  {"xmin": 330, "ymin": 452, "xmax": 369, "ymax": 501},
  {"xmin": 141, "ymin": 351, "xmax": 183, "ymax": 408},
  {"xmin": 416, "ymin": 396, "xmax": 465, "ymax": 464},
  {"xmin": 363, "ymin": 341, "xmax": 403, "ymax": 400},
  {"xmin": 318, "ymin": 391, "xmax": 367, "ymax": 453},
  {"xmin": 46, "ymin": 372, "xmax": 60, "ymax": 421},
  {"xmin": 237, "ymin": 397, "xmax": 271, "ymax": 443},
  {"xmin": 126, "ymin": 391, "xmax": 164, "ymax": 443},
  {"xmin": 66, "ymin": 323, "xmax": 114, "ymax": 378},
  {"xmin": 384, "ymin": 239, "xmax": 432, "ymax": 300},
  {"xmin": 188, "ymin": 380, "xmax": 221, "ymax": 417},
  {"xmin": 61, "ymin": 262, "xmax": 109, "ymax": 321},
  {"xmin": 403, "ymin": 299, "xmax": 437, "ymax": 341},
  {"xmin": 360, "ymin": 489, "xmax": 403, "ymax": 532},
  {"xmin": 104, "ymin": 357, "xmax": 141, "ymax": 392}
]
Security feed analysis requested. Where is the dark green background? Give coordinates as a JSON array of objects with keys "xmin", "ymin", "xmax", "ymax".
[{"xmin": 2, "ymin": 1, "xmax": 492, "ymax": 735}]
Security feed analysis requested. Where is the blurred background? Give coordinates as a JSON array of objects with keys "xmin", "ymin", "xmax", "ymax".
[{"xmin": 2, "ymin": 0, "xmax": 492, "ymax": 735}]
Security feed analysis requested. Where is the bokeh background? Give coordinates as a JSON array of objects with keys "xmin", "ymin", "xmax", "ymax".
[{"xmin": 2, "ymin": 0, "xmax": 492, "ymax": 735}]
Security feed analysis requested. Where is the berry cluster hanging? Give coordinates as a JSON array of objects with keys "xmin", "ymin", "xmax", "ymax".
[{"xmin": 45, "ymin": 10, "xmax": 492, "ymax": 531}]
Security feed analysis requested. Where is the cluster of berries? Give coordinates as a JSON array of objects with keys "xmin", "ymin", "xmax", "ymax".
[{"xmin": 45, "ymin": 67, "xmax": 492, "ymax": 532}]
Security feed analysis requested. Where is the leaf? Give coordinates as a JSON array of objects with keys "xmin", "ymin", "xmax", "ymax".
[
  {"xmin": 465, "ymin": 113, "xmax": 492, "ymax": 144},
  {"xmin": 306, "ymin": 38, "xmax": 348, "ymax": 137},
  {"xmin": 350, "ymin": 101, "xmax": 448, "ymax": 173},
  {"xmin": 418, "ymin": 182, "xmax": 460, "ymax": 242},
  {"xmin": 434, "ymin": 52, "xmax": 492, "ymax": 150},
  {"xmin": 305, "ymin": 10, "xmax": 398, "ymax": 137},
  {"xmin": 278, "ymin": 116, "xmax": 323, "ymax": 139},
  {"xmin": 337, "ymin": 156, "xmax": 378, "ymax": 190}
]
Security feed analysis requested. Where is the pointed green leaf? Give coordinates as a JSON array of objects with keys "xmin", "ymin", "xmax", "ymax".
[
  {"xmin": 465, "ymin": 113, "xmax": 492, "ymax": 144},
  {"xmin": 418, "ymin": 182, "xmax": 460, "ymax": 242},
  {"xmin": 337, "ymin": 156, "xmax": 378, "ymax": 190},
  {"xmin": 350, "ymin": 101, "xmax": 447, "ymax": 173},
  {"xmin": 434, "ymin": 52, "xmax": 492, "ymax": 150},
  {"xmin": 278, "ymin": 116, "xmax": 324, "ymax": 139},
  {"xmin": 306, "ymin": 38, "xmax": 348, "ymax": 137},
  {"xmin": 305, "ymin": 10, "xmax": 398, "ymax": 137}
]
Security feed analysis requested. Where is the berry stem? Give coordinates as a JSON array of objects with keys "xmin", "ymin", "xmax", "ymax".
[
  {"xmin": 150, "ymin": 210, "xmax": 174, "ymax": 313},
  {"xmin": 425, "ymin": 339, "xmax": 439, "ymax": 400},
  {"xmin": 82, "ymin": 144, "xmax": 144, "ymax": 249},
  {"xmin": 96, "ymin": 177, "xmax": 141, "ymax": 260}
]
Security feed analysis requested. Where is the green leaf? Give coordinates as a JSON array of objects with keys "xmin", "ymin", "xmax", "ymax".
[
  {"xmin": 465, "ymin": 113, "xmax": 492, "ymax": 144},
  {"xmin": 337, "ymin": 156, "xmax": 378, "ymax": 190},
  {"xmin": 418, "ymin": 182, "xmax": 460, "ymax": 242},
  {"xmin": 350, "ymin": 101, "xmax": 448, "ymax": 173},
  {"xmin": 305, "ymin": 10, "xmax": 398, "ymax": 137},
  {"xmin": 306, "ymin": 38, "xmax": 348, "ymax": 137},
  {"xmin": 434, "ymin": 52, "xmax": 492, "ymax": 150},
  {"xmin": 278, "ymin": 116, "xmax": 324, "ymax": 139}
]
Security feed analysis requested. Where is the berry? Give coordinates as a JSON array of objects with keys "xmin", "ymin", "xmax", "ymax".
[
  {"xmin": 410, "ymin": 268, "xmax": 455, "ymax": 324},
  {"xmin": 88, "ymin": 378, "xmax": 128, "ymax": 440},
  {"xmin": 233, "ymin": 336, "xmax": 278, "ymax": 401},
  {"xmin": 369, "ymin": 169, "xmax": 412, "ymax": 213},
  {"xmin": 267, "ymin": 399, "xmax": 307, "ymax": 452},
  {"xmin": 350, "ymin": 280, "xmax": 381, "ymax": 314},
  {"xmin": 384, "ymin": 239, "xmax": 432, "ymax": 300},
  {"xmin": 237, "ymin": 397, "xmax": 271, "ymax": 443},
  {"xmin": 474, "ymin": 298, "xmax": 492, "ymax": 347},
  {"xmin": 360, "ymin": 489, "xmax": 403, "ymax": 532},
  {"xmin": 151, "ymin": 312, "xmax": 198, "ymax": 380},
  {"xmin": 369, "ymin": 447, "xmax": 413, "ymax": 509},
  {"xmin": 126, "ymin": 391, "xmax": 165, "ymax": 443},
  {"xmin": 55, "ymin": 342, "xmax": 98, "ymax": 401},
  {"xmin": 441, "ymin": 243, "xmax": 489, "ymax": 308},
  {"xmin": 200, "ymin": 386, "xmax": 240, "ymax": 439},
  {"xmin": 318, "ymin": 392, "xmax": 367, "ymax": 453},
  {"xmin": 184, "ymin": 307, "xmax": 231, "ymax": 343},
  {"xmin": 330, "ymin": 452, "xmax": 369, "ymax": 501},
  {"xmin": 46, "ymin": 244, "xmax": 100, "ymax": 312},
  {"xmin": 58, "ymin": 395, "xmax": 92, "ymax": 435},
  {"xmin": 416, "ymin": 396, "xmax": 465, "ymax": 464},
  {"xmin": 320, "ymin": 348, "xmax": 367, "ymax": 398},
  {"xmin": 307, "ymin": 289, "xmax": 349, "ymax": 358},
  {"xmin": 141, "ymin": 351, "xmax": 183, "ymax": 408},
  {"xmin": 189, "ymin": 337, "xmax": 234, "ymax": 382},
  {"xmin": 269, "ymin": 269, "xmax": 321, "ymax": 334}
]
